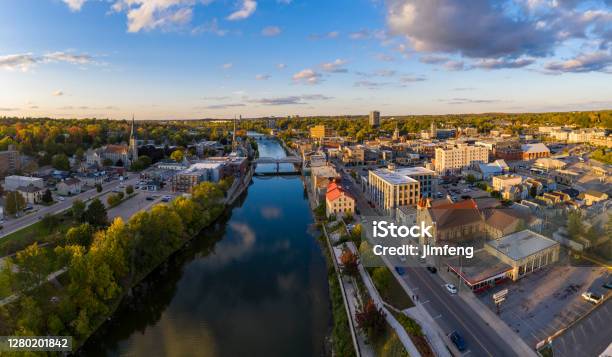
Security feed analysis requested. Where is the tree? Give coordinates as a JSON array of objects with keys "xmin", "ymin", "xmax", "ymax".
[
  {"xmin": 83, "ymin": 198, "xmax": 108, "ymax": 227},
  {"xmin": 529, "ymin": 185, "xmax": 538, "ymax": 198},
  {"xmin": 351, "ymin": 223, "xmax": 362, "ymax": 244},
  {"xmin": 95, "ymin": 183, "xmax": 102, "ymax": 193},
  {"xmin": 107, "ymin": 194, "xmax": 121, "ymax": 207},
  {"xmin": 170, "ymin": 149, "xmax": 184, "ymax": 162},
  {"xmin": 340, "ymin": 248, "xmax": 359, "ymax": 277},
  {"xmin": 42, "ymin": 189, "xmax": 53, "ymax": 203},
  {"xmin": 41, "ymin": 213, "xmax": 60, "ymax": 230},
  {"xmin": 567, "ymin": 210, "xmax": 584, "ymax": 240},
  {"xmin": 372, "ymin": 267, "xmax": 393, "ymax": 294},
  {"xmin": 5, "ymin": 191, "xmax": 26, "ymax": 216},
  {"xmin": 356, "ymin": 299, "xmax": 386, "ymax": 341},
  {"xmin": 125, "ymin": 185, "xmax": 134, "ymax": 195},
  {"xmin": 65, "ymin": 223, "xmax": 94, "ymax": 247},
  {"xmin": 52, "ymin": 153, "xmax": 70, "ymax": 171},
  {"xmin": 14, "ymin": 243, "xmax": 51, "ymax": 291},
  {"xmin": 102, "ymin": 158, "xmax": 113, "ymax": 167},
  {"xmin": 72, "ymin": 199, "xmax": 86, "ymax": 220}
]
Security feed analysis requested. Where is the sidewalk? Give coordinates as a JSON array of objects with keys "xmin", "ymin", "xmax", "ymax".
[{"xmin": 346, "ymin": 242, "xmax": 422, "ymax": 357}]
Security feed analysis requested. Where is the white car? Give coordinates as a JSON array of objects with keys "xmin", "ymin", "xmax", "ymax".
[
  {"xmin": 581, "ymin": 291, "xmax": 602, "ymax": 304},
  {"xmin": 57, "ymin": 196, "xmax": 65, "ymax": 201},
  {"xmin": 445, "ymin": 283, "xmax": 458, "ymax": 294}
]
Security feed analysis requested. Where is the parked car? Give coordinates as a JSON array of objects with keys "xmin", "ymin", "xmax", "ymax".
[
  {"xmin": 603, "ymin": 281, "xmax": 612, "ymax": 290},
  {"xmin": 426, "ymin": 266, "xmax": 437, "ymax": 273},
  {"xmin": 146, "ymin": 196, "xmax": 154, "ymax": 201},
  {"xmin": 581, "ymin": 291, "xmax": 602, "ymax": 304},
  {"xmin": 445, "ymin": 283, "xmax": 458, "ymax": 294},
  {"xmin": 449, "ymin": 331, "xmax": 466, "ymax": 351},
  {"xmin": 57, "ymin": 196, "xmax": 65, "ymax": 201},
  {"xmin": 395, "ymin": 267, "xmax": 406, "ymax": 276},
  {"xmin": 399, "ymin": 255, "xmax": 406, "ymax": 262}
]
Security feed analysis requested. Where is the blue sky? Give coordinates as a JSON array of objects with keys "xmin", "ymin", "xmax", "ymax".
[{"xmin": 0, "ymin": 0, "xmax": 611, "ymax": 119}]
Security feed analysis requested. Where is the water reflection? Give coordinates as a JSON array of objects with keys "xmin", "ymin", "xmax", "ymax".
[{"xmin": 79, "ymin": 139, "xmax": 331, "ymax": 357}]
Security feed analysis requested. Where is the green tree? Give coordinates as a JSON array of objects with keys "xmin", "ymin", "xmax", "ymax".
[
  {"xmin": 95, "ymin": 183, "xmax": 102, "ymax": 193},
  {"xmin": 83, "ymin": 198, "xmax": 108, "ymax": 227},
  {"xmin": 42, "ymin": 188, "xmax": 53, "ymax": 203},
  {"xmin": 125, "ymin": 185, "xmax": 134, "ymax": 195},
  {"xmin": 102, "ymin": 158, "xmax": 114, "ymax": 167},
  {"xmin": 65, "ymin": 223, "xmax": 94, "ymax": 247},
  {"xmin": 372, "ymin": 267, "xmax": 393, "ymax": 294},
  {"xmin": 14, "ymin": 243, "xmax": 51, "ymax": 291},
  {"xmin": 170, "ymin": 149, "xmax": 184, "ymax": 162},
  {"xmin": 72, "ymin": 199, "xmax": 86, "ymax": 220},
  {"xmin": 567, "ymin": 210, "xmax": 584, "ymax": 240},
  {"xmin": 5, "ymin": 191, "xmax": 26, "ymax": 216},
  {"xmin": 52, "ymin": 153, "xmax": 70, "ymax": 171}
]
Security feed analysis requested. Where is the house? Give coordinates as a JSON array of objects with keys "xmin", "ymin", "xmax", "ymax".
[
  {"xmin": 477, "ymin": 159, "xmax": 509, "ymax": 179},
  {"xmin": 311, "ymin": 165, "xmax": 340, "ymax": 205},
  {"xmin": 577, "ymin": 190, "xmax": 609, "ymax": 206},
  {"xmin": 325, "ymin": 182, "xmax": 355, "ymax": 217},
  {"xmin": 57, "ymin": 178, "xmax": 83, "ymax": 196},
  {"xmin": 17, "ymin": 185, "xmax": 46, "ymax": 204}
]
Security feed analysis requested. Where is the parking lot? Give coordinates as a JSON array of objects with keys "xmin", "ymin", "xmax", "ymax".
[{"xmin": 477, "ymin": 264, "xmax": 609, "ymax": 349}]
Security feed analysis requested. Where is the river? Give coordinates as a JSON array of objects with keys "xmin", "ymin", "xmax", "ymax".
[{"xmin": 79, "ymin": 138, "xmax": 331, "ymax": 357}]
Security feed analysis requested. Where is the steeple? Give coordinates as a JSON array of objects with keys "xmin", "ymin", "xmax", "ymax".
[{"xmin": 129, "ymin": 114, "xmax": 138, "ymax": 161}]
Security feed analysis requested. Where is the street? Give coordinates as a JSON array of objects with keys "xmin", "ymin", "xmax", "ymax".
[
  {"xmin": 0, "ymin": 174, "xmax": 140, "ymax": 239},
  {"xmin": 338, "ymin": 166, "xmax": 520, "ymax": 357}
]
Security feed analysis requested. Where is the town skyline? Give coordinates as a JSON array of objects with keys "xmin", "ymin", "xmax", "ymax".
[{"xmin": 1, "ymin": 0, "xmax": 612, "ymax": 120}]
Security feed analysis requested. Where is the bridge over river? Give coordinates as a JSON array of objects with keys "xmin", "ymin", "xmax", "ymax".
[{"xmin": 253, "ymin": 156, "xmax": 303, "ymax": 174}]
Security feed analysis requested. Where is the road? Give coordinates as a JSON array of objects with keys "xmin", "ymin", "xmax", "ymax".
[
  {"xmin": 338, "ymin": 166, "xmax": 518, "ymax": 357},
  {"xmin": 0, "ymin": 174, "xmax": 140, "ymax": 239}
]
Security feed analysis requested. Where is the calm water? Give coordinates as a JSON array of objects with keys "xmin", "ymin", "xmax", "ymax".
[{"xmin": 80, "ymin": 139, "xmax": 331, "ymax": 357}]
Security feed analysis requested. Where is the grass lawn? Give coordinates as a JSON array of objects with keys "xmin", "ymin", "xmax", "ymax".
[
  {"xmin": 368, "ymin": 267, "xmax": 414, "ymax": 310},
  {"xmin": 0, "ymin": 214, "xmax": 75, "ymax": 256}
]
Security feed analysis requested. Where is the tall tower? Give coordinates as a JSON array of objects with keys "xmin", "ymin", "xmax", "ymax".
[
  {"xmin": 430, "ymin": 121, "xmax": 437, "ymax": 138},
  {"xmin": 369, "ymin": 111, "xmax": 380, "ymax": 127},
  {"xmin": 232, "ymin": 115, "xmax": 237, "ymax": 150},
  {"xmin": 129, "ymin": 115, "xmax": 138, "ymax": 161},
  {"xmin": 393, "ymin": 123, "xmax": 400, "ymax": 141}
]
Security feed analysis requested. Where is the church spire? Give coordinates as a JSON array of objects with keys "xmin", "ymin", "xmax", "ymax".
[{"xmin": 129, "ymin": 114, "xmax": 138, "ymax": 162}]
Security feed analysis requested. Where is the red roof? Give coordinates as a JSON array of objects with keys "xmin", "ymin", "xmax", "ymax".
[{"xmin": 326, "ymin": 182, "xmax": 353, "ymax": 201}]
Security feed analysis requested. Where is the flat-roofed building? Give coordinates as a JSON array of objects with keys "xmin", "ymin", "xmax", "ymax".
[
  {"xmin": 434, "ymin": 144, "xmax": 489, "ymax": 175},
  {"xmin": 369, "ymin": 110, "xmax": 380, "ymax": 127},
  {"xmin": 4, "ymin": 175, "xmax": 44, "ymax": 191},
  {"xmin": 447, "ymin": 249, "xmax": 513, "ymax": 292},
  {"xmin": 485, "ymin": 230, "xmax": 560, "ymax": 281},
  {"xmin": 368, "ymin": 166, "xmax": 420, "ymax": 212},
  {"xmin": 492, "ymin": 174, "xmax": 522, "ymax": 192},
  {"xmin": 172, "ymin": 162, "xmax": 222, "ymax": 192},
  {"xmin": 309, "ymin": 125, "xmax": 334, "ymax": 140},
  {"xmin": 0, "ymin": 146, "xmax": 20, "ymax": 177}
]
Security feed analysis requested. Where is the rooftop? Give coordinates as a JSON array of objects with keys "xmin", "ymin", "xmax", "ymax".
[
  {"xmin": 521, "ymin": 143, "xmax": 550, "ymax": 153},
  {"xmin": 486, "ymin": 230, "xmax": 559, "ymax": 261},
  {"xmin": 370, "ymin": 168, "xmax": 420, "ymax": 185},
  {"xmin": 447, "ymin": 249, "xmax": 512, "ymax": 285}
]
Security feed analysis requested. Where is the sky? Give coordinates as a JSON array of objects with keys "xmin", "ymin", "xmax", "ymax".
[{"xmin": 0, "ymin": 0, "xmax": 611, "ymax": 120}]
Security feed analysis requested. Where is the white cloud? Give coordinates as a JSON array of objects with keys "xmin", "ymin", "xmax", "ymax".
[
  {"xmin": 255, "ymin": 74, "xmax": 270, "ymax": 80},
  {"xmin": 191, "ymin": 18, "xmax": 229, "ymax": 36},
  {"xmin": 53, "ymin": 90, "xmax": 64, "ymax": 96},
  {"xmin": 276, "ymin": 63, "xmax": 287, "ymax": 69},
  {"xmin": 62, "ymin": 0, "xmax": 86, "ymax": 11},
  {"xmin": 43, "ymin": 51, "xmax": 93, "ymax": 64},
  {"xmin": 111, "ymin": 0, "xmax": 196, "ymax": 33},
  {"xmin": 544, "ymin": 51, "xmax": 612, "ymax": 73},
  {"xmin": 262, "ymin": 26, "xmax": 281, "ymax": 36},
  {"xmin": 292, "ymin": 69, "xmax": 321, "ymax": 84},
  {"xmin": 0, "ymin": 53, "xmax": 37, "ymax": 72},
  {"xmin": 222, "ymin": 62, "xmax": 233, "ymax": 69},
  {"xmin": 321, "ymin": 58, "xmax": 348, "ymax": 73},
  {"xmin": 227, "ymin": 0, "xmax": 257, "ymax": 21}
]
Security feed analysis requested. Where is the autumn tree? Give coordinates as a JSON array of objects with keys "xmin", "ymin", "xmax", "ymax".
[
  {"xmin": 5, "ymin": 191, "xmax": 26, "ymax": 216},
  {"xmin": 170, "ymin": 149, "xmax": 184, "ymax": 162},
  {"xmin": 340, "ymin": 248, "xmax": 359, "ymax": 277},
  {"xmin": 356, "ymin": 299, "xmax": 386, "ymax": 341}
]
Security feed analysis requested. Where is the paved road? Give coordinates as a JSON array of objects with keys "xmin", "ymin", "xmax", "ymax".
[
  {"xmin": 338, "ymin": 167, "xmax": 517, "ymax": 357},
  {"xmin": 0, "ymin": 175, "xmax": 140, "ymax": 238}
]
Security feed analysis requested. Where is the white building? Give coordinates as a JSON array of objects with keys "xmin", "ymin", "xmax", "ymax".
[
  {"xmin": 434, "ymin": 144, "xmax": 489, "ymax": 175},
  {"xmin": 4, "ymin": 175, "xmax": 44, "ymax": 191}
]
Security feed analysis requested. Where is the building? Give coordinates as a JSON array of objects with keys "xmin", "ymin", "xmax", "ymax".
[
  {"xmin": 342, "ymin": 145, "xmax": 366, "ymax": 166},
  {"xmin": 368, "ymin": 166, "xmax": 421, "ymax": 212},
  {"xmin": 0, "ymin": 146, "xmax": 20, "ymax": 177},
  {"xmin": 57, "ymin": 178, "xmax": 83, "ymax": 196},
  {"xmin": 4, "ymin": 175, "xmax": 44, "ymax": 191},
  {"xmin": 485, "ymin": 230, "xmax": 560, "ymax": 281},
  {"xmin": 577, "ymin": 190, "xmax": 608, "ymax": 206},
  {"xmin": 325, "ymin": 181, "xmax": 355, "ymax": 217},
  {"xmin": 172, "ymin": 162, "xmax": 222, "ymax": 192},
  {"xmin": 477, "ymin": 159, "xmax": 509, "ymax": 179},
  {"xmin": 521, "ymin": 143, "xmax": 550, "ymax": 160},
  {"xmin": 311, "ymin": 165, "xmax": 339, "ymax": 204},
  {"xmin": 434, "ymin": 144, "xmax": 489, "ymax": 175},
  {"xmin": 492, "ymin": 174, "xmax": 523, "ymax": 192},
  {"xmin": 533, "ymin": 158, "xmax": 566, "ymax": 171},
  {"xmin": 417, "ymin": 198, "xmax": 486, "ymax": 245},
  {"xmin": 17, "ymin": 185, "xmax": 46, "ymax": 204},
  {"xmin": 128, "ymin": 115, "xmax": 138, "ymax": 162},
  {"xmin": 309, "ymin": 125, "xmax": 335, "ymax": 140},
  {"xmin": 369, "ymin": 110, "xmax": 380, "ymax": 127}
]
